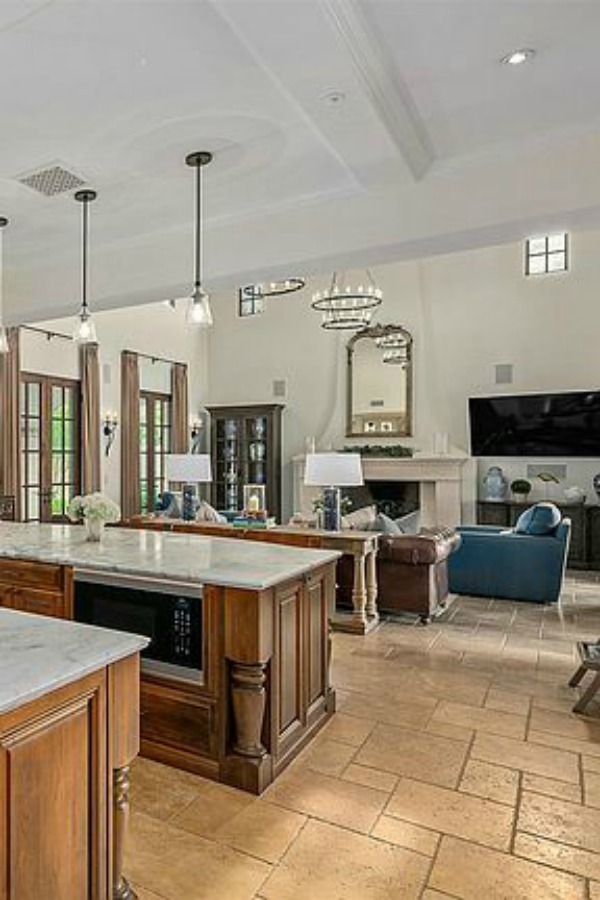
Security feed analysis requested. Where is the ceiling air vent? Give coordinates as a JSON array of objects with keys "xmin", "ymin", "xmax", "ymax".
[{"xmin": 17, "ymin": 164, "xmax": 86, "ymax": 197}]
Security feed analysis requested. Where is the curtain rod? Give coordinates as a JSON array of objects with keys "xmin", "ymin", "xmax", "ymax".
[
  {"xmin": 124, "ymin": 349, "xmax": 187, "ymax": 367},
  {"xmin": 20, "ymin": 324, "xmax": 73, "ymax": 342}
]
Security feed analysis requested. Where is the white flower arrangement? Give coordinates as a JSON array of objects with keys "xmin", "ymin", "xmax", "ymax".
[{"xmin": 67, "ymin": 492, "xmax": 121, "ymax": 524}]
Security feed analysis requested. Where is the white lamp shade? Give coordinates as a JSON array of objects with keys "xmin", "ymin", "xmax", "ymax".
[
  {"xmin": 304, "ymin": 452, "xmax": 363, "ymax": 487},
  {"xmin": 166, "ymin": 454, "xmax": 212, "ymax": 483}
]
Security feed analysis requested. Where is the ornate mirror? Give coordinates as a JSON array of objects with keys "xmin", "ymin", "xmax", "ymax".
[{"xmin": 346, "ymin": 324, "xmax": 413, "ymax": 437}]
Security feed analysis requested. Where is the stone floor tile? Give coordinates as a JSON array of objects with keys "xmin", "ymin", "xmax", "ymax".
[
  {"xmin": 371, "ymin": 813, "xmax": 440, "ymax": 856},
  {"xmin": 320, "ymin": 712, "xmax": 376, "ymax": 747},
  {"xmin": 132, "ymin": 888, "xmax": 167, "ymax": 900},
  {"xmin": 429, "ymin": 835, "xmax": 586, "ymax": 899},
  {"xmin": 591, "ymin": 882, "xmax": 600, "ymax": 900},
  {"xmin": 583, "ymin": 770, "xmax": 600, "ymax": 807},
  {"xmin": 130, "ymin": 757, "xmax": 208, "ymax": 822},
  {"xmin": 472, "ymin": 732, "xmax": 580, "ymax": 782},
  {"xmin": 530, "ymin": 707, "xmax": 600, "ymax": 743},
  {"xmin": 424, "ymin": 719, "xmax": 474, "ymax": 744},
  {"xmin": 169, "ymin": 781, "xmax": 255, "ymax": 839},
  {"xmin": 421, "ymin": 891, "xmax": 458, "ymax": 900},
  {"xmin": 214, "ymin": 802, "xmax": 306, "ymax": 864},
  {"xmin": 522, "ymin": 772, "xmax": 582, "ymax": 803},
  {"xmin": 355, "ymin": 723, "xmax": 469, "ymax": 788},
  {"xmin": 341, "ymin": 763, "xmax": 398, "ymax": 793},
  {"xmin": 260, "ymin": 818, "xmax": 429, "ymax": 900},
  {"xmin": 126, "ymin": 812, "xmax": 270, "ymax": 900},
  {"xmin": 528, "ymin": 728, "xmax": 600, "ymax": 759},
  {"xmin": 518, "ymin": 791, "xmax": 600, "ymax": 853},
  {"xmin": 485, "ymin": 687, "xmax": 531, "ymax": 716},
  {"xmin": 584, "ymin": 755, "xmax": 600, "ymax": 773},
  {"xmin": 262, "ymin": 767, "xmax": 387, "ymax": 833},
  {"xmin": 339, "ymin": 691, "xmax": 436, "ymax": 729},
  {"xmin": 385, "ymin": 778, "xmax": 513, "ymax": 850},
  {"xmin": 430, "ymin": 700, "xmax": 526, "ymax": 739},
  {"xmin": 459, "ymin": 759, "xmax": 519, "ymax": 806},
  {"xmin": 298, "ymin": 737, "xmax": 357, "ymax": 777},
  {"xmin": 514, "ymin": 831, "xmax": 600, "ymax": 881}
]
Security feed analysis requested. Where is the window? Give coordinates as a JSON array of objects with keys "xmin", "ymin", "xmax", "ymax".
[
  {"xmin": 21, "ymin": 374, "xmax": 80, "ymax": 522},
  {"xmin": 140, "ymin": 391, "xmax": 171, "ymax": 513},
  {"xmin": 525, "ymin": 233, "xmax": 568, "ymax": 275},
  {"xmin": 238, "ymin": 286, "xmax": 265, "ymax": 318}
]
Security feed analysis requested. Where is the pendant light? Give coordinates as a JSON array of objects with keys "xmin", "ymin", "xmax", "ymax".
[
  {"xmin": 73, "ymin": 189, "xmax": 98, "ymax": 344},
  {"xmin": 0, "ymin": 217, "xmax": 9, "ymax": 354},
  {"xmin": 185, "ymin": 151, "xmax": 213, "ymax": 328}
]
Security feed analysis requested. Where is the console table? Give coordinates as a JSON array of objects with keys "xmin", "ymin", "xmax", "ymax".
[
  {"xmin": 477, "ymin": 500, "xmax": 600, "ymax": 570},
  {"xmin": 129, "ymin": 517, "xmax": 380, "ymax": 635}
]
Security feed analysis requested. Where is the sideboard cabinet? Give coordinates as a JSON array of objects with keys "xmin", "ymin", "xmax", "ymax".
[
  {"xmin": 477, "ymin": 501, "xmax": 600, "ymax": 570},
  {"xmin": 207, "ymin": 404, "xmax": 284, "ymax": 521}
]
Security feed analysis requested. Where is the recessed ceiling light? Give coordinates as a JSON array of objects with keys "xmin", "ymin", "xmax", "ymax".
[
  {"xmin": 320, "ymin": 89, "xmax": 346, "ymax": 106},
  {"xmin": 501, "ymin": 48, "xmax": 535, "ymax": 66}
]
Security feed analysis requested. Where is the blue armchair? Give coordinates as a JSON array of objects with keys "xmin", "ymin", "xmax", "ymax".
[{"xmin": 448, "ymin": 517, "xmax": 571, "ymax": 604}]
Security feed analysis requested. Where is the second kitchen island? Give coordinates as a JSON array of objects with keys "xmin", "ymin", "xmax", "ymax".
[{"xmin": 0, "ymin": 523, "xmax": 340, "ymax": 794}]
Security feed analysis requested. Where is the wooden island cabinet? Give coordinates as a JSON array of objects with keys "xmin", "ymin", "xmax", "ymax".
[{"xmin": 0, "ymin": 607, "xmax": 147, "ymax": 900}]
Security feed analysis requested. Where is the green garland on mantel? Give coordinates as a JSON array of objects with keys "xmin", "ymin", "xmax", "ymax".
[{"xmin": 342, "ymin": 444, "xmax": 414, "ymax": 458}]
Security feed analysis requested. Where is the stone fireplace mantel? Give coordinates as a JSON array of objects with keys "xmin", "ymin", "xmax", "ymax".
[{"xmin": 292, "ymin": 453, "xmax": 471, "ymax": 528}]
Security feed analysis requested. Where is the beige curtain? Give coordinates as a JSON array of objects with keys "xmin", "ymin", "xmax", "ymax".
[
  {"xmin": 120, "ymin": 350, "xmax": 140, "ymax": 518},
  {"xmin": 80, "ymin": 342, "xmax": 101, "ymax": 494},
  {"xmin": 171, "ymin": 362, "xmax": 189, "ymax": 454},
  {"xmin": 0, "ymin": 328, "xmax": 21, "ymax": 519}
]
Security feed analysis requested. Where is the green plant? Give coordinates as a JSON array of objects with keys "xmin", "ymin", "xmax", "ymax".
[
  {"xmin": 510, "ymin": 478, "xmax": 532, "ymax": 495},
  {"xmin": 312, "ymin": 495, "xmax": 353, "ymax": 515},
  {"xmin": 343, "ymin": 445, "xmax": 414, "ymax": 458}
]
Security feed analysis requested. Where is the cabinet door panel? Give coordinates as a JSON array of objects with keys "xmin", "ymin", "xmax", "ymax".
[
  {"xmin": 277, "ymin": 585, "xmax": 303, "ymax": 737},
  {"xmin": 11, "ymin": 587, "xmax": 65, "ymax": 618},
  {"xmin": 306, "ymin": 576, "xmax": 327, "ymax": 710}
]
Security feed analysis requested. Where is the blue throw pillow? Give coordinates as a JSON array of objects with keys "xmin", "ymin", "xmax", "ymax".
[{"xmin": 514, "ymin": 502, "xmax": 561, "ymax": 536}]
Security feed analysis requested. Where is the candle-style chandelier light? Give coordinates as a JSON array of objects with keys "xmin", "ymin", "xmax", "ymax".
[{"xmin": 311, "ymin": 270, "xmax": 382, "ymax": 330}]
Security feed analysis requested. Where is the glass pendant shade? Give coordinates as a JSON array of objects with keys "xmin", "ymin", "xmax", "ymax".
[
  {"xmin": 73, "ymin": 308, "xmax": 97, "ymax": 344},
  {"xmin": 187, "ymin": 286, "xmax": 213, "ymax": 328},
  {"xmin": 0, "ymin": 217, "xmax": 9, "ymax": 354}
]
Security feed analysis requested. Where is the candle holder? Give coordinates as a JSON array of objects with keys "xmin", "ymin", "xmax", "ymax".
[{"xmin": 243, "ymin": 484, "xmax": 267, "ymax": 519}]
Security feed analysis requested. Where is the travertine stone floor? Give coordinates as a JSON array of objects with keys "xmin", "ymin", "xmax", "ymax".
[{"xmin": 127, "ymin": 573, "xmax": 600, "ymax": 899}]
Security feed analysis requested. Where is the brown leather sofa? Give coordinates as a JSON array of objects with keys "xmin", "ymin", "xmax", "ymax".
[{"xmin": 337, "ymin": 527, "xmax": 461, "ymax": 623}]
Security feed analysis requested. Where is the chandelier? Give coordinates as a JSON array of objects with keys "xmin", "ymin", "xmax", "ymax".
[{"xmin": 311, "ymin": 271, "xmax": 382, "ymax": 330}]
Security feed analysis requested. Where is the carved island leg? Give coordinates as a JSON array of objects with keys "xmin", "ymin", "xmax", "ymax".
[
  {"xmin": 351, "ymin": 550, "xmax": 368, "ymax": 630},
  {"xmin": 113, "ymin": 765, "xmax": 137, "ymax": 900},
  {"xmin": 231, "ymin": 661, "xmax": 267, "ymax": 757},
  {"xmin": 366, "ymin": 546, "xmax": 379, "ymax": 622}
]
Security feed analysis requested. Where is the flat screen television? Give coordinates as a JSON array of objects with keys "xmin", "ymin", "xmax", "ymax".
[{"xmin": 469, "ymin": 391, "xmax": 600, "ymax": 457}]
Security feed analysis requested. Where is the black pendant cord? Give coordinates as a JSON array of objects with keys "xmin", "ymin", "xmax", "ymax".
[
  {"xmin": 195, "ymin": 162, "xmax": 202, "ymax": 290},
  {"xmin": 81, "ymin": 196, "xmax": 88, "ymax": 314}
]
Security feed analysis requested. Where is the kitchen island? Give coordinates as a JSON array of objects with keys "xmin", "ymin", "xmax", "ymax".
[
  {"xmin": 0, "ymin": 523, "xmax": 339, "ymax": 794},
  {"xmin": 0, "ymin": 607, "xmax": 147, "ymax": 900}
]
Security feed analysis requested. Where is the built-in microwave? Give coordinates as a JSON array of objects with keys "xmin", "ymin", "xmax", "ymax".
[{"xmin": 74, "ymin": 569, "xmax": 203, "ymax": 684}]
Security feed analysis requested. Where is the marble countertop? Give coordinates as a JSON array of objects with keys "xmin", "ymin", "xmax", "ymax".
[
  {"xmin": 0, "ymin": 607, "xmax": 148, "ymax": 715},
  {"xmin": 0, "ymin": 523, "xmax": 341, "ymax": 590}
]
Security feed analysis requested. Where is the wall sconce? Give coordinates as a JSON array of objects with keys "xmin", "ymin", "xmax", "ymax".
[
  {"xmin": 103, "ymin": 411, "xmax": 118, "ymax": 457},
  {"xmin": 190, "ymin": 416, "xmax": 203, "ymax": 454}
]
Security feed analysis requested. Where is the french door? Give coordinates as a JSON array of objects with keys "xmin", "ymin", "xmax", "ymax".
[
  {"xmin": 139, "ymin": 391, "xmax": 172, "ymax": 514},
  {"xmin": 21, "ymin": 374, "xmax": 81, "ymax": 522}
]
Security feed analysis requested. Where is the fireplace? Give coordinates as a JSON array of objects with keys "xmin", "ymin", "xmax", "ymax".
[{"xmin": 346, "ymin": 480, "xmax": 419, "ymax": 520}]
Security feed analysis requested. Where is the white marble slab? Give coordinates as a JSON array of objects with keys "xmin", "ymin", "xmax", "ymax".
[
  {"xmin": 0, "ymin": 523, "xmax": 340, "ymax": 590},
  {"xmin": 0, "ymin": 607, "xmax": 148, "ymax": 715}
]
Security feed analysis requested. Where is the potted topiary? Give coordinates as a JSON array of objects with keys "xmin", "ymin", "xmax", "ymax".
[{"xmin": 511, "ymin": 478, "xmax": 532, "ymax": 503}]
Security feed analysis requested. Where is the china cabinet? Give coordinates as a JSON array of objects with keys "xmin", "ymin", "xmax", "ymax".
[{"xmin": 207, "ymin": 404, "xmax": 284, "ymax": 521}]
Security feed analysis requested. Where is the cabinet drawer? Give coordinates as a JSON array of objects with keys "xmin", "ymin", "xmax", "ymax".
[
  {"xmin": 0, "ymin": 560, "xmax": 63, "ymax": 591},
  {"xmin": 141, "ymin": 681, "xmax": 215, "ymax": 757},
  {"xmin": 11, "ymin": 588, "xmax": 66, "ymax": 618}
]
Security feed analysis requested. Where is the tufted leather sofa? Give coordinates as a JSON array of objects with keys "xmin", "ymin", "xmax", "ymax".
[{"xmin": 336, "ymin": 527, "xmax": 461, "ymax": 623}]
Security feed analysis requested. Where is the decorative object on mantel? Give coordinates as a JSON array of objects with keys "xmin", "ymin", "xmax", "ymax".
[
  {"xmin": 304, "ymin": 452, "xmax": 363, "ymax": 531},
  {"xmin": 166, "ymin": 151, "xmax": 214, "ymax": 328},
  {"xmin": 311, "ymin": 270, "xmax": 382, "ymax": 330},
  {"xmin": 239, "ymin": 279, "xmax": 305, "ymax": 315},
  {"xmin": 483, "ymin": 465, "xmax": 509, "ymax": 502},
  {"xmin": 343, "ymin": 444, "xmax": 414, "ymax": 458},
  {"xmin": 564, "ymin": 485, "xmax": 586, "ymax": 504},
  {"xmin": 67, "ymin": 493, "xmax": 120, "ymax": 541},
  {"xmin": 510, "ymin": 478, "xmax": 532, "ymax": 502},
  {"xmin": 73, "ymin": 189, "xmax": 99, "ymax": 344},
  {"xmin": 102, "ymin": 411, "xmax": 118, "ymax": 457},
  {"xmin": 0, "ymin": 216, "xmax": 10, "ymax": 354}
]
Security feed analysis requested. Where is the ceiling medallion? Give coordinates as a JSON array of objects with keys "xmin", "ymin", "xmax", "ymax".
[
  {"xmin": 240, "ymin": 278, "xmax": 305, "ymax": 301},
  {"xmin": 311, "ymin": 271, "xmax": 382, "ymax": 330}
]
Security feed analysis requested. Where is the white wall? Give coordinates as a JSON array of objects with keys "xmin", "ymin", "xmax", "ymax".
[
  {"xmin": 21, "ymin": 302, "xmax": 208, "ymax": 505},
  {"xmin": 207, "ymin": 230, "xmax": 600, "ymax": 518}
]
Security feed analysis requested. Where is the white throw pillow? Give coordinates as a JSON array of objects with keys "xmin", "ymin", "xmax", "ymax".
[
  {"xmin": 195, "ymin": 501, "xmax": 227, "ymax": 523},
  {"xmin": 341, "ymin": 505, "xmax": 377, "ymax": 530}
]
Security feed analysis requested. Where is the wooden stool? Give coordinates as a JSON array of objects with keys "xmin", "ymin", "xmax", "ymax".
[{"xmin": 569, "ymin": 642, "xmax": 600, "ymax": 714}]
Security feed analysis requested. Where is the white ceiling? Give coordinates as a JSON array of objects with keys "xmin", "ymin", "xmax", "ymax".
[{"xmin": 1, "ymin": 0, "xmax": 600, "ymax": 322}]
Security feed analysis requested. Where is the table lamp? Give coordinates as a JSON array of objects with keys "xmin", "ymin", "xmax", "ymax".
[
  {"xmin": 165, "ymin": 454, "xmax": 212, "ymax": 521},
  {"xmin": 304, "ymin": 452, "xmax": 363, "ymax": 531}
]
